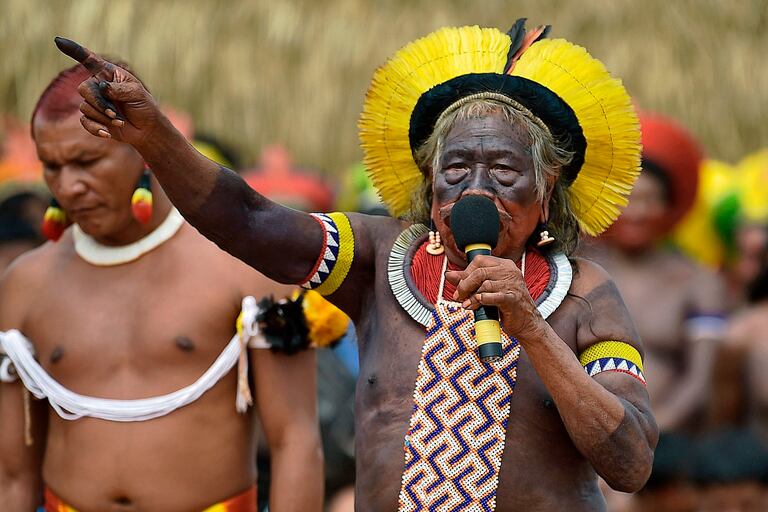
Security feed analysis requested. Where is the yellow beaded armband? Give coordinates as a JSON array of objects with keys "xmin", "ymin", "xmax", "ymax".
[
  {"xmin": 300, "ymin": 212, "xmax": 355, "ymax": 296},
  {"xmin": 579, "ymin": 341, "xmax": 645, "ymax": 385}
]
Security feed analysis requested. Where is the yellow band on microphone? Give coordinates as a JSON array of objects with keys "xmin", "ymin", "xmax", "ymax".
[
  {"xmin": 465, "ymin": 243, "xmax": 492, "ymax": 253},
  {"xmin": 475, "ymin": 319, "xmax": 501, "ymax": 346}
]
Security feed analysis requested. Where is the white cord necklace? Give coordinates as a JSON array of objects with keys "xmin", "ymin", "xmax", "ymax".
[
  {"xmin": 0, "ymin": 297, "xmax": 266, "ymax": 421},
  {"xmin": 73, "ymin": 208, "xmax": 185, "ymax": 266}
]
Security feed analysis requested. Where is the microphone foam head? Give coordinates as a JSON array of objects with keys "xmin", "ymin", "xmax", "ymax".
[{"xmin": 450, "ymin": 195, "xmax": 500, "ymax": 250}]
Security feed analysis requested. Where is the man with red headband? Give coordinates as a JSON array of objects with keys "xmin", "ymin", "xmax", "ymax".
[
  {"xmin": 0, "ymin": 63, "xmax": 323, "ymax": 511},
  {"xmin": 589, "ymin": 112, "xmax": 727, "ymax": 433}
]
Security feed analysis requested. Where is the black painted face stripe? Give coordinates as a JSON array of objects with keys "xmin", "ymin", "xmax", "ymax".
[{"xmin": 409, "ymin": 73, "xmax": 586, "ymax": 186}]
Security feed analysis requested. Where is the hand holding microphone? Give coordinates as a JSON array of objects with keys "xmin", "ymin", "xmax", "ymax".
[
  {"xmin": 447, "ymin": 195, "xmax": 544, "ymax": 362},
  {"xmin": 450, "ymin": 195, "xmax": 503, "ymax": 362}
]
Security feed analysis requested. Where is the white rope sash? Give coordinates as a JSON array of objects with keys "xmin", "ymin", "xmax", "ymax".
[{"xmin": 0, "ymin": 297, "xmax": 264, "ymax": 422}]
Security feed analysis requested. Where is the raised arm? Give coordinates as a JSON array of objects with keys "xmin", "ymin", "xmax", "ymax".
[{"xmin": 54, "ymin": 37, "xmax": 359, "ymax": 289}]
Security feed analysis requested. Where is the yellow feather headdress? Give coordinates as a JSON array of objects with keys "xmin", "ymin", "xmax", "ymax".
[{"xmin": 359, "ymin": 22, "xmax": 641, "ymax": 235}]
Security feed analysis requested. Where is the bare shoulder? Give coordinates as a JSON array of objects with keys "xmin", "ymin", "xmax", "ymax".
[
  {"xmin": 568, "ymin": 256, "xmax": 614, "ymax": 295},
  {"xmin": 344, "ymin": 212, "xmax": 409, "ymax": 254},
  {"xmin": 0, "ymin": 238, "xmax": 71, "ymax": 328},
  {"xmin": 346, "ymin": 212, "xmax": 405, "ymax": 234},
  {"xmin": 0, "ymin": 238, "xmax": 66, "ymax": 290},
  {"xmin": 302, "ymin": 212, "xmax": 405, "ymax": 320},
  {"xmin": 682, "ymin": 259, "xmax": 726, "ymax": 313},
  {"xmin": 567, "ymin": 257, "xmax": 642, "ymax": 355}
]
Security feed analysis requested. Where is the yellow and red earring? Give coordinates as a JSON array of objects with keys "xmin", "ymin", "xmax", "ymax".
[
  {"xmin": 41, "ymin": 197, "xmax": 68, "ymax": 241},
  {"xmin": 131, "ymin": 168, "xmax": 153, "ymax": 224}
]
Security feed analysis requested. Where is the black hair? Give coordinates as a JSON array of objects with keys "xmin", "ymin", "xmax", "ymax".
[
  {"xmin": 0, "ymin": 214, "xmax": 41, "ymax": 245},
  {"xmin": 746, "ymin": 235, "xmax": 768, "ymax": 304},
  {"xmin": 0, "ymin": 191, "xmax": 45, "ymax": 245}
]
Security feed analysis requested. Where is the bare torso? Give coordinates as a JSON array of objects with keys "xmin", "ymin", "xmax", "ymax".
[
  {"xmin": 350, "ymin": 221, "xmax": 606, "ymax": 511},
  {"xmin": 14, "ymin": 223, "xmax": 284, "ymax": 511},
  {"xmin": 725, "ymin": 303, "xmax": 768, "ymax": 439}
]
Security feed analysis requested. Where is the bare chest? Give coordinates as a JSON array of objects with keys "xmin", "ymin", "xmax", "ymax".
[
  {"xmin": 20, "ymin": 258, "xmax": 239, "ymax": 396},
  {"xmin": 358, "ymin": 289, "xmax": 576, "ymax": 415}
]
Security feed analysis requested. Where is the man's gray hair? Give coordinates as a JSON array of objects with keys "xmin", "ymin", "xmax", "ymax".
[{"xmin": 409, "ymin": 97, "xmax": 581, "ymax": 254}]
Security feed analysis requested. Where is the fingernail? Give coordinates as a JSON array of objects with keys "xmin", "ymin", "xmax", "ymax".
[
  {"xmin": 462, "ymin": 300, "xmax": 471, "ymax": 308},
  {"xmin": 105, "ymin": 109, "xmax": 117, "ymax": 119},
  {"xmin": 452, "ymin": 291, "xmax": 458, "ymax": 300},
  {"xmin": 112, "ymin": 119, "xmax": 124, "ymax": 127},
  {"xmin": 97, "ymin": 129, "xmax": 111, "ymax": 138}
]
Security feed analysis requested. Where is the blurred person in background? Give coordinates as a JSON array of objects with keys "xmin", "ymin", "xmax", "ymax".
[
  {"xmin": 584, "ymin": 113, "xmax": 726, "ymax": 511},
  {"xmin": 586, "ymin": 112, "xmax": 727, "ymax": 433},
  {"xmin": 0, "ymin": 62, "xmax": 323, "ymax": 511},
  {"xmin": 0, "ymin": 190, "xmax": 46, "ymax": 271},
  {"xmin": 0, "ymin": 188, "xmax": 48, "ymax": 235},
  {"xmin": 719, "ymin": 235, "xmax": 768, "ymax": 438},
  {"xmin": 242, "ymin": 145, "xmax": 334, "ymax": 212},
  {"xmin": 632, "ymin": 429, "xmax": 768, "ymax": 512},
  {"xmin": 676, "ymin": 150, "xmax": 768, "ymax": 311},
  {"xmin": 60, "ymin": 18, "xmax": 659, "ymax": 510},
  {"xmin": 692, "ymin": 429, "xmax": 768, "ymax": 512},
  {"xmin": 683, "ymin": 151, "xmax": 768, "ymax": 431},
  {"xmin": 0, "ymin": 117, "xmax": 43, "ymax": 184},
  {"xmin": 0, "ymin": 213, "xmax": 40, "ymax": 271},
  {"xmin": 723, "ymin": 151, "xmax": 768, "ymax": 309}
]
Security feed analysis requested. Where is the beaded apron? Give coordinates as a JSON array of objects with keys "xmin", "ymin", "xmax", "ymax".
[
  {"xmin": 398, "ymin": 298, "xmax": 520, "ymax": 511},
  {"xmin": 392, "ymin": 225, "xmax": 571, "ymax": 512}
]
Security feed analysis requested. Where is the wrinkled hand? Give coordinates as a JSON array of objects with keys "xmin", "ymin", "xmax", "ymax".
[
  {"xmin": 445, "ymin": 254, "xmax": 545, "ymax": 341},
  {"xmin": 54, "ymin": 37, "xmax": 161, "ymax": 146}
]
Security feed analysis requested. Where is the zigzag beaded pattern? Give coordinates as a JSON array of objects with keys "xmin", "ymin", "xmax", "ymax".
[
  {"xmin": 398, "ymin": 303, "xmax": 520, "ymax": 512},
  {"xmin": 579, "ymin": 340, "xmax": 645, "ymax": 385},
  {"xmin": 301, "ymin": 213, "xmax": 341, "ymax": 291},
  {"xmin": 584, "ymin": 357, "xmax": 646, "ymax": 385}
]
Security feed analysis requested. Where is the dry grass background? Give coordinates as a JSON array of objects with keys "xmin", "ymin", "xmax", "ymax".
[{"xmin": 1, "ymin": 0, "xmax": 766, "ymax": 176}]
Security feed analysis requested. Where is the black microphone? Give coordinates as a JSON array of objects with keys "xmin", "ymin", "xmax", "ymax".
[{"xmin": 451, "ymin": 195, "xmax": 503, "ymax": 363}]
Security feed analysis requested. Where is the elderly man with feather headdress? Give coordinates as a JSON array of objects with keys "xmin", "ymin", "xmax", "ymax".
[{"xmin": 54, "ymin": 18, "xmax": 657, "ymax": 511}]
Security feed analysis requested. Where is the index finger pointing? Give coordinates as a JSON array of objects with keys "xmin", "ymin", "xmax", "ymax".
[{"xmin": 54, "ymin": 36, "xmax": 113, "ymax": 77}]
